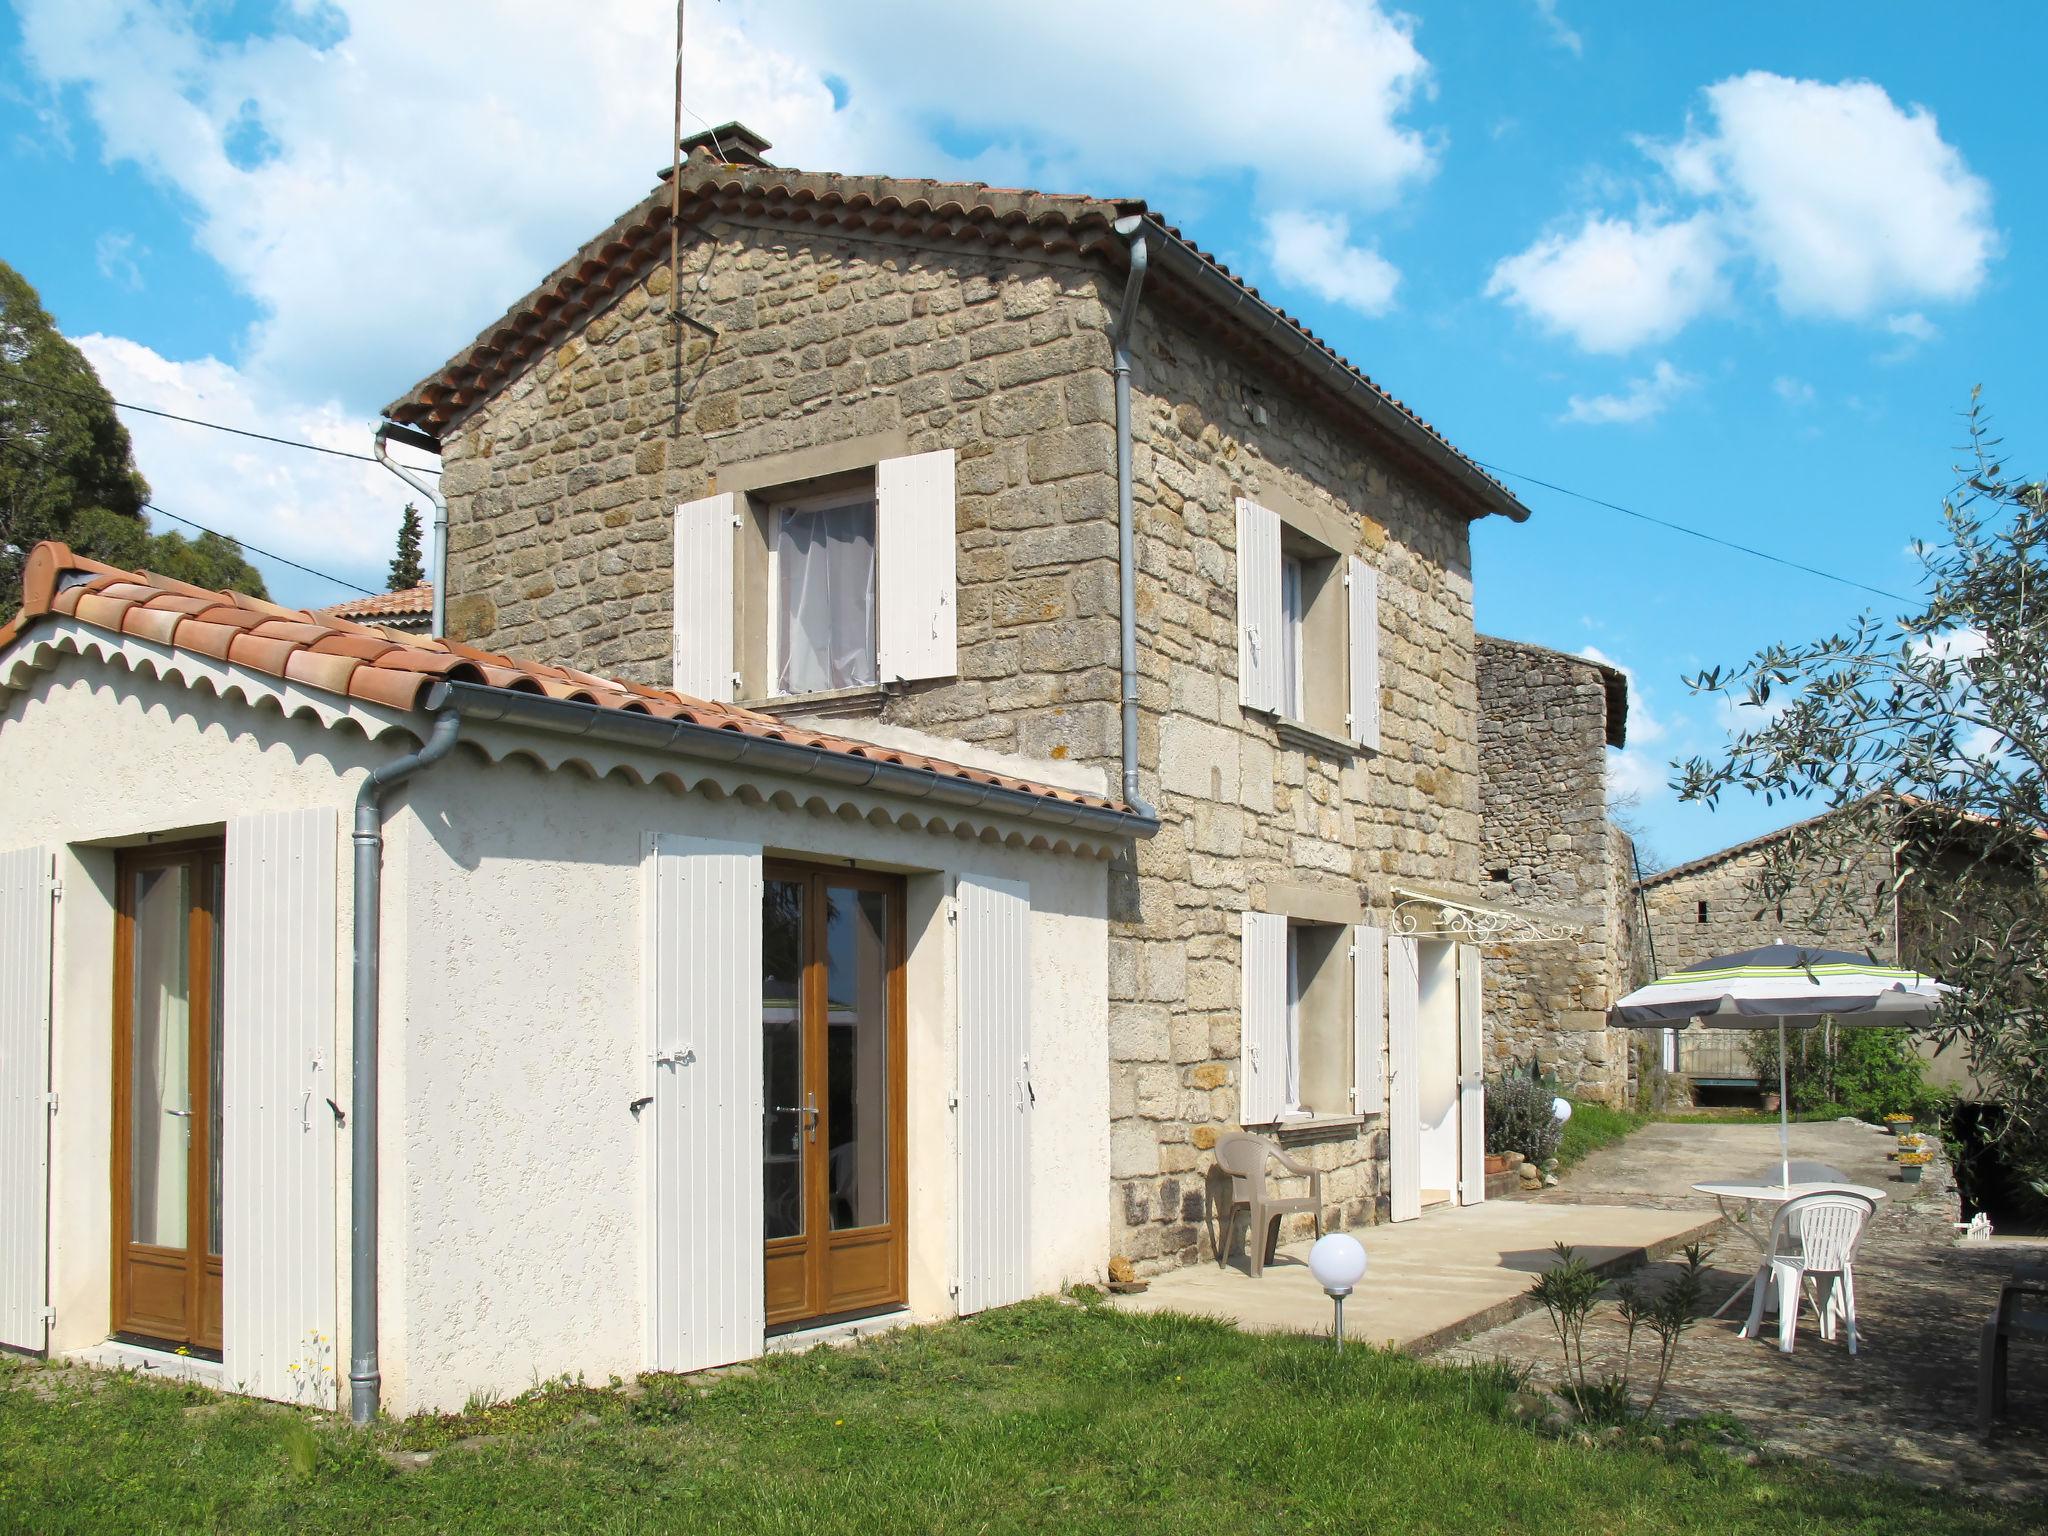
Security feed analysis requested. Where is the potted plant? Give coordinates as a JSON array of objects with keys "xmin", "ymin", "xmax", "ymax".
[
  {"xmin": 1761, "ymin": 1090, "xmax": 1782, "ymax": 1113},
  {"xmin": 1884, "ymin": 1112, "xmax": 1915, "ymax": 1137},
  {"xmin": 1485, "ymin": 1152, "xmax": 1512, "ymax": 1176},
  {"xmin": 1896, "ymin": 1150, "xmax": 1933, "ymax": 1184}
]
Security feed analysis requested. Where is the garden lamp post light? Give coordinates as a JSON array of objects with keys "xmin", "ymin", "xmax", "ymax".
[
  {"xmin": 1552, "ymin": 1096, "xmax": 1572, "ymax": 1125},
  {"xmin": 1307, "ymin": 1233, "xmax": 1368, "ymax": 1346}
]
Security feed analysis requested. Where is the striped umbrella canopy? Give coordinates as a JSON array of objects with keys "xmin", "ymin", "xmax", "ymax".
[{"xmin": 1611, "ymin": 944, "xmax": 1949, "ymax": 1187}]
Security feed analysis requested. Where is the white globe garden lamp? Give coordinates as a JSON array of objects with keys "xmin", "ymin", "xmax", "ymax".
[
  {"xmin": 1307, "ymin": 1233, "xmax": 1369, "ymax": 1345},
  {"xmin": 1552, "ymin": 1096, "xmax": 1573, "ymax": 1124}
]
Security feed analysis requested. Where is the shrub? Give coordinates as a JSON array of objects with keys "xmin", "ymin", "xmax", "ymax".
[
  {"xmin": 1485, "ymin": 1072, "xmax": 1563, "ymax": 1164},
  {"xmin": 1748, "ymin": 1027, "xmax": 1938, "ymax": 1120}
]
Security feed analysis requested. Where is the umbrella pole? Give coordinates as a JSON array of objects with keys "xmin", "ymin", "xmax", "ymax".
[{"xmin": 1778, "ymin": 1016, "xmax": 1790, "ymax": 1188}]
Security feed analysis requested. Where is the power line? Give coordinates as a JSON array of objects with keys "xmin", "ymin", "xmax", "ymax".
[
  {"xmin": 142, "ymin": 502, "xmax": 379, "ymax": 596},
  {"xmin": 1474, "ymin": 457, "xmax": 1913, "ymax": 606},
  {"xmin": 0, "ymin": 436, "xmax": 378, "ymax": 596},
  {"xmin": 6, "ymin": 371, "xmax": 439, "ymax": 473}
]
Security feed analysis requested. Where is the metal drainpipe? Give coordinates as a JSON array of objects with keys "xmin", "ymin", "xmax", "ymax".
[
  {"xmin": 349, "ymin": 709, "xmax": 462, "ymax": 1425},
  {"xmin": 374, "ymin": 423, "xmax": 449, "ymax": 638},
  {"xmin": 1111, "ymin": 215, "xmax": 1156, "ymax": 818}
]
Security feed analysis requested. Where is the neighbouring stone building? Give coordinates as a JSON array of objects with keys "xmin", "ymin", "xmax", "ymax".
[
  {"xmin": 1475, "ymin": 636, "xmax": 1646, "ymax": 1104},
  {"xmin": 382, "ymin": 125, "xmax": 1535, "ymax": 1284}
]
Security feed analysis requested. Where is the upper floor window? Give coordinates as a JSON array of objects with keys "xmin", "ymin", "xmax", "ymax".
[
  {"xmin": 1235, "ymin": 494, "xmax": 1380, "ymax": 750},
  {"xmin": 671, "ymin": 447, "xmax": 955, "ymax": 705},
  {"xmin": 772, "ymin": 490, "xmax": 878, "ymax": 694}
]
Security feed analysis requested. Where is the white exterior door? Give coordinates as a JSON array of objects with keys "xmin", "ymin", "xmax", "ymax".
[
  {"xmin": 1386, "ymin": 934, "xmax": 1421, "ymax": 1223},
  {"xmin": 222, "ymin": 809, "xmax": 340, "ymax": 1404},
  {"xmin": 955, "ymin": 874, "xmax": 1031, "ymax": 1315},
  {"xmin": 646, "ymin": 834, "xmax": 765, "ymax": 1371},
  {"xmin": 1457, "ymin": 945, "xmax": 1486, "ymax": 1206},
  {"xmin": 0, "ymin": 847, "xmax": 53, "ymax": 1353}
]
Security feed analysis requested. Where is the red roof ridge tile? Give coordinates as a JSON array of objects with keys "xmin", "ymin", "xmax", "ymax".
[{"xmin": 6, "ymin": 541, "xmax": 1126, "ymax": 817}]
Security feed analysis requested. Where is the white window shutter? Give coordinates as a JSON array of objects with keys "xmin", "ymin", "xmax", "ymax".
[
  {"xmin": 955, "ymin": 873, "xmax": 1032, "ymax": 1315},
  {"xmin": 0, "ymin": 847, "xmax": 53, "ymax": 1354},
  {"xmin": 1236, "ymin": 497, "xmax": 1282, "ymax": 714},
  {"xmin": 1348, "ymin": 556, "xmax": 1381, "ymax": 751},
  {"xmin": 877, "ymin": 449, "xmax": 957, "ymax": 683},
  {"xmin": 646, "ymin": 834, "xmax": 765, "ymax": 1371},
  {"xmin": 674, "ymin": 493, "xmax": 736, "ymax": 702},
  {"xmin": 1458, "ymin": 944, "xmax": 1486, "ymax": 1206},
  {"xmin": 1238, "ymin": 911, "xmax": 1287, "ymax": 1125},
  {"xmin": 1352, "ymin": 923, "xmax": 1385, "ymax": 1116},
  {"xmin": 222, "ymin": 808, "xmax": 339, "ymax": 1404},
  {"xmin": 1386, "ymin": 934, "xmax": 1421, "ymax": 1223}
]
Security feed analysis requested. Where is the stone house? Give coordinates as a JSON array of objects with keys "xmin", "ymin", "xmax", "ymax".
[
  {"xmin": 1639, "ymin": 796, "xmax": 2018, "ymax": 1094},
  {"xmin": 1475, "ymin": 636, "xmax": 1647, "ymax": 1104},
  {"xmin": 377, "ymin": 120, "xmax": 1536, "ymax": 1298}
]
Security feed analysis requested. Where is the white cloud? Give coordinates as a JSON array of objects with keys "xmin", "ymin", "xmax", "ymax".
[
  {"xmin": 1667, "ymin": 73, "xmax": 1996, "ymax": 320},
  {"xmin": 94, "ymin": 231, "xmax": 143, "ymax": 290},
  {"xmin": 1531, "ymin": 0, "xmax": 1583, "ymax": 56},
  {"xmin": 73, "ymin": 335, "xmax": 428, "ymax": 602},
  {"xmin": 1261, "ymin": 210, "xmax": 1401, "ymax": 316},
  {"xmin": 1485, "ymin": 211, "xmax": 1723, "ymax": 353},
  {"xmin": 1562, "ymin": 360, "xmax": 1696, "ymax": 425},
  {"xmin": 1606, "ymin": 748, "xmax": 1669, "ymax": 805},
  {"xmin": 1491, "ymin": 72, "xmax": 1997, "ymax": 352},
  {"xmin": 1772, "ymin": 375, "xmax": 1814, "ymax": 406},
  {"xmin": 1579, "ymin": 645, "xmax": 1667, "ymax": 745},
  {"xmin": 17, "ymin": 1, "xmax": 1441, "ymax": 408},
  {"xmin": 1887, "ymin": 312, "xmax": 1939, "ymax": 344}
]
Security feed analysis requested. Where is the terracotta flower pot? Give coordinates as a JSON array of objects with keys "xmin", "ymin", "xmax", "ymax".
[
  {"xmin": 1485, "ymin": 1153, "xmax": 1511, "ymax": 1176},
  {"xmin": 1761, "ymin": 1092, "xmax": 1782, "ymax": 1112}
]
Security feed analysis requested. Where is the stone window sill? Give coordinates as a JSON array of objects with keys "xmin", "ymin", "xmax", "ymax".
[
  {"xmin": 1252, "ymin": 1113, "xmax": 1368, "ymax": 1140},
  {"xmin": 740, "ymin": 683, "xmax": 891, "ymax": 718},
  {"xmin": 1269, "ymin": 714, "xmax": 1358, "ymax": 760}
]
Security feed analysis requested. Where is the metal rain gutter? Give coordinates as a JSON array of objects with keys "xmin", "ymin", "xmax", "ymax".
[
  {"xmin": 1134, "ymin": 220, "xmax": 1529, "ymax": 524},
  {"xmin": 374, "ymin": 422, "xmax": 450, "ymax": 637},
  {"xmin": 349, "ymin": 707, "xmax": 462, "ymax": 1425},
  {"xmin": 425, "ymin": 680, "xmax": 1160, "ymax": 841},
  {"xmin": 1109, "ymin": 214, "xmax": 1157, "ymax": 819}
]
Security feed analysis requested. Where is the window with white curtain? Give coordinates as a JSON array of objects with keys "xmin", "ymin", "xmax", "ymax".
[{"xmin": 771, "ymin": 492, "xmax": 878, "ymax": 694}]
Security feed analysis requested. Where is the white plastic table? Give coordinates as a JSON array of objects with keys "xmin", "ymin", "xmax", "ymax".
[{"xmin": 1693, "ymin": 1179, "xmax": 1888, "ymax": 1319}]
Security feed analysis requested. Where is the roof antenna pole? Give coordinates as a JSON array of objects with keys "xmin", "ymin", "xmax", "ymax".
[{"xmin": 671, "ymin": 1, "xmax": 685, "ymax": 313}]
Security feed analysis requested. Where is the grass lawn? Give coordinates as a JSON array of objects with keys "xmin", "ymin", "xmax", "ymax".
[
  {"xmin": 2, "ymin": 1301, "xmax": 2030, "ymax": 1535},
  {"xmin": 1559, "ymin": 1097, "xmax": 1649, "ymax": 1167}
]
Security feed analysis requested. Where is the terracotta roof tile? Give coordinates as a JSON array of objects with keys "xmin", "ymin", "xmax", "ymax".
[
  {"xmin": 5, "ymin": 541, "xmax": 1125, "ymax": 817},
  {"xmin": 381, "ymin": 152, "xmax": 1524, "ymax": 519},
  {"xmin": 315, "ymin": 585, "xmax": 434, "ymax": 622}
]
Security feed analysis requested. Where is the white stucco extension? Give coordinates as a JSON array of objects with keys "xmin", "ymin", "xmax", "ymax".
[{"xmin": 1, "ymin": 629, "xmax": 1113, "ymax": 1414}]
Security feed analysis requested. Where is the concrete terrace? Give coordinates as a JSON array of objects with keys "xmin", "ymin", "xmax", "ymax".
[{"xmin": 1109, "ymin": 1195, "xmax": 1719, "ymax": 1353}]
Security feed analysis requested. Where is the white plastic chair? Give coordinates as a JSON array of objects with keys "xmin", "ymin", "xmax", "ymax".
[{"xmin": 1741, "ymin": 1192, "xmax": 1875, "ymax": 1354}]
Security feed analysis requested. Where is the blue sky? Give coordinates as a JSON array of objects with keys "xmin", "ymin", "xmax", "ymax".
[{"xmin": 4, "ymin": 1, "xmax": 2041, "ymax": 867}]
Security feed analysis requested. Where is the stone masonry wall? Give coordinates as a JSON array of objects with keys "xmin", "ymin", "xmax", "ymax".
[
  {"xmin": 1108, "ymin": 301, "xmax": 1485, "ymax": 1271},
  {"xmin": 1474, "ymin": 637, "xmax": 1635, "ymax": 1103},
  {"xmin": 429, "ymin": 204, "xmax": 1497, "ymax": 1278},
  {"xmin": 436, "ymin": 216, "xmax": 1128, "ymax": 768},
  {"xmin": 1641, "ymin": 837, "xmax": 1895, "ymax": 1086}
]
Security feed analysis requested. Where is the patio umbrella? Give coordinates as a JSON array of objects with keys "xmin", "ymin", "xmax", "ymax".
[{"xmin": 1610, "ymin": 944, "xmax": 1949, "ymax": 1186}]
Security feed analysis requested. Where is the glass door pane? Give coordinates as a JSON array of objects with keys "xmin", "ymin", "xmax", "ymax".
[
  {"xmin": 206, "ymin": 859, "xmax": 224, "ymax": 1258},
  {"xmin": 129, "ymin": 864, "xmax": 192, "ymax": 1249},
  {"xmin": 825, "ymin": 886, "xmax": 890, "ymax": 1231},
  {"xmin": 762, "ymin": 878, "xmax": 806, "ymax": 1240}
]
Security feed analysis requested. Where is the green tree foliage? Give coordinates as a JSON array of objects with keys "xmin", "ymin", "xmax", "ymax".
[
  {"xmin": 1745, "ymin": 1027, "xmax": 1938, "ymax": 1119},
  {"xmin": 1680, "ymin": 392, "xmax": 2048, "ymax": 1180},
  {"xmin": 0, "ymin": 260, "xmax": 264, "ymax": 617},
  {"xmin": 388, "ymin": 502, "xmax": 426, "ymax": 591}
]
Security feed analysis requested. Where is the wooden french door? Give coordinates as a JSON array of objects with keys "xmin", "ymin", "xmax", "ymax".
[
  {"xmin": 762, "ymin": 864, "xmax": 907, "ymax": 1328},
  {"xmin": 112, "ymin": 843, "xmax": 224, "ymax": 1353}
]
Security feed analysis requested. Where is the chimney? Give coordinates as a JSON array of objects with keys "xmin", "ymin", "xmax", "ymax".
[{"xmin": 679, "ymin": 121, "xmax": 773, "ymax": 168}]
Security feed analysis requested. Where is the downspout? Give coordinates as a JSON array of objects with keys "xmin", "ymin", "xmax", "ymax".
[
  {"xmin": 374, "ymin": 423, "xmax": 449, "ymax": 638},
  {"xmin": 1110, "ymin": 214, "xmax": 1156, "ymax": 818},
  {"xmin": 349, "ymin": 708, "xmax": 462, "ymax": 1425}
]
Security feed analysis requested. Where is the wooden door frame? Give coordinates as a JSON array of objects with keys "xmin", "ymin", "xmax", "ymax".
[
  {"xmin": 761, "ymin": 861, "xmax": 908, "ymax": 1330},
  {"xmin": 110, "ymin": 839, "xmax": 224, "ymax": 1354}
]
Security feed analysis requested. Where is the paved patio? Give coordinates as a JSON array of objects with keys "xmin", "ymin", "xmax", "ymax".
[
  {"xmin": 1445, "ymin": 1120, "xmax": 2048, "ymax": 1502},
  {"xmin": 1109, "ymin": 1192, "xmax": 1719, "ymax": 1352}
]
